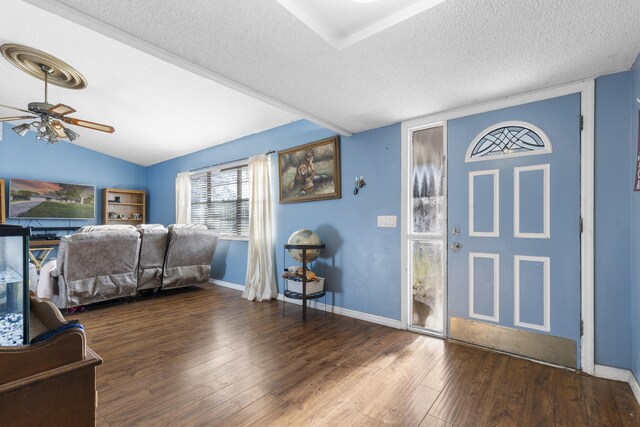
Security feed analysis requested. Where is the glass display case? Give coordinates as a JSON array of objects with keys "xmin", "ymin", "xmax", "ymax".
[{"xmin": 0, "ymin": 224, "xmax": 30, "ymax": 346}]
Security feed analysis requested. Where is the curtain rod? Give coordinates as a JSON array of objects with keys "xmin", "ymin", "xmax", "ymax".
[{"xmin": 188, "ymin": 150, "xmax": 276, "ymax": 173}]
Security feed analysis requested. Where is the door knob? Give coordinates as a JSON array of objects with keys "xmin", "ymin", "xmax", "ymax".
[{"xmin": 450, "ymin": 242, "xmax": 461, "ymax": 251}]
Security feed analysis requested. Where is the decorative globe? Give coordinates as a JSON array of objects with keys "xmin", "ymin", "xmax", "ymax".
[{"xmin": 287, "ymin": 228, "xmax": 322, "ymax": 264}]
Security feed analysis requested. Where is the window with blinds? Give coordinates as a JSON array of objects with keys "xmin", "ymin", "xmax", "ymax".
[{"xmin": 190, "ymin": 165, "xmax": 250, "ymax": 237}]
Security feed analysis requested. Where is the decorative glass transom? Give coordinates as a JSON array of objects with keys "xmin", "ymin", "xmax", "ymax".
[{"xmin": 465, "ymin": 121, "xmax": 552, "ymax": 162}]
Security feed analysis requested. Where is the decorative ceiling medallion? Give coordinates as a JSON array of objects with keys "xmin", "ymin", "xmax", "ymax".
[
  {"xmin": 465, "ymin": 121, "xmax": 552, "ymax": 163},
  {"xmin": 0, "ymin": 43, "xmax": 87, "ymax": 89}
]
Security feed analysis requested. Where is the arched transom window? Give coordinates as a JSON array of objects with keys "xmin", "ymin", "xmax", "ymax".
[{"xmin": 465, "ymin": 121, "xmax": 552, "ymax": 162}]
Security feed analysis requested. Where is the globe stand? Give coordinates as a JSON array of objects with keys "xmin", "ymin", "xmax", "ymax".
[{"xmin": 282, "ymin": 243, "xmax": 326, "ymax": 321}]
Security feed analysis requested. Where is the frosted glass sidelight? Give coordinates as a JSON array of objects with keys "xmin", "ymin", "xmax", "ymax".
[
  {"xmin": 412, "ymin": 126, "xmax": 445, "ymax": 234},
  {"xmin": 411, "ymin": 240, "xmax": 444, "ymax": 332}
]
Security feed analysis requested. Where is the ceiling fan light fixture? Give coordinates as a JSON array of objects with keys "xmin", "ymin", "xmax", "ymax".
[
  {"xmin": 64, "ymin": 128, "xmax": 80, "ymax": 141},
  {"xmin": 0, "ymin": 44, "xmax": 114, "ymax": 143},
  {"xmin": 12, "ymin": 123, "xmax": 30, "ymax": 136}
]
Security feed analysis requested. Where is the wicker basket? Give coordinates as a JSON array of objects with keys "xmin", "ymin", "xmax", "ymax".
[{"xmin": 285, "ymin": 277, "xmax": 325, "ymax": 294}]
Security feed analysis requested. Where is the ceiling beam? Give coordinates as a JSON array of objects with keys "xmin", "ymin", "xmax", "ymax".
[{"xmin": 23, "ymin": 0, "xmax": 354, "ymax": 137}]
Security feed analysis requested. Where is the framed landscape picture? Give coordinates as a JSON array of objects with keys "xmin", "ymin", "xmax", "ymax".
[{"xmin": 278, "ymin": 136, "xmax": 341, "ymax": 203}]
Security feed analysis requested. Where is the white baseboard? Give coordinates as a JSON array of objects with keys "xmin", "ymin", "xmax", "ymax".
[
  {"xmin": 277, "ymin": 293, "xmax": 402, "ymax": 329},
  {"xmin": 210, "ymin": 279, "xmax": 402, "ymax": 329},
  {"xmin": 594, "ymin": 364, "xmax": 632, "ymax": 382},
  {"xmin": 594, "ymin": 364, "xmax": 640, "ymax": 406},
  {"xmin": 211, "ymin": 279, "xmax": 245, "ymax": 292},
  {"xmin": 631, "ymin": 372, "xmax": 640, "ymax": 406}
]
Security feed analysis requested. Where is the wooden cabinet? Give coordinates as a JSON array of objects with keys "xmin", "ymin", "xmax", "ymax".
[
  {"xmin": 0, "ymin": 296, "xmax": 102, "ymax": 426},
  {"xmin": 0, "ymin": 179, "xmax": 5, "ymax": 224},
  {"xmin": 102, "ymin": 188, "xmax": 146, "ymax": 225}
]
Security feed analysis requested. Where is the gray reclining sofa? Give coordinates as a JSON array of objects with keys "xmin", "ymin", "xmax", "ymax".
[{"xmin": 50, "ymin": 224, "xmax": 219, "ymax": 308}]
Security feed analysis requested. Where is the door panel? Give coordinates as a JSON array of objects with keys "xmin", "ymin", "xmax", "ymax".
[
  {"xmin": 447, "ymin": 94, "xmax": 581, "ymax": 367},
  {"xmin": 514, "ymin": 164, "xmax": 549, "ymax": 237},
  {"xmin": 469, "ymin": 170, "xmax": 499, "ymax": 236},
  {"xmin": 514, "ymin": 255, "xmax": 550, "ymax": 331},
  {"xmin": 469, "ymin": 252, "xmax": 499, "ymax": 321}
]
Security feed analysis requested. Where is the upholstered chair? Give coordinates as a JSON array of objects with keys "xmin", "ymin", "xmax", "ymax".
[
  {"xmin": 136, "ymin": 224, "xmax": 169, "ymax": 291},
  {"xmin": 162, "ymin": 224, "xmax": 219, "ymax": 290}
]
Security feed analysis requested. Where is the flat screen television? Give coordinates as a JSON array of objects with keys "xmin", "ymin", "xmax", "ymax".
[{"xmin": 9, "ymin": 179, "xmax": 95, "ymax": 220}]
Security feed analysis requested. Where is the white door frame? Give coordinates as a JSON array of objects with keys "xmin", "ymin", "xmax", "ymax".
[{"xmin": 400, "ymin": 79, "xmax": 595, "ymax": 375}]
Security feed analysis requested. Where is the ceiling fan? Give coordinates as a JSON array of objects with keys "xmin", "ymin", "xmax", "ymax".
[{"xmin": 0, "ymin": 43, "xmax": 115, "ymax": 143}]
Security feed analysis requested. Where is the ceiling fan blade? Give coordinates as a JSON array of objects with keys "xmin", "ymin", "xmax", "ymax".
[
  {"xmin": 0, "ymin": 103, "xmax": 31, "ymax": 114},
  {"xmin": 0, "ymin": 115, "xmax": 37, "ymax": 122},
  {"xmin": 48, "ymin": 103, "xmax": 77, "ymax": 116},
  {"xmin": 63, "ymin": 117, "xmax": 115, "ymax": 133}
]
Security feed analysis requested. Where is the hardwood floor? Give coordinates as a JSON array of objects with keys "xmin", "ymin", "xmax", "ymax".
[{"xmin": 69, "ymin": 284, "xmax": 640, "ymax": 426}]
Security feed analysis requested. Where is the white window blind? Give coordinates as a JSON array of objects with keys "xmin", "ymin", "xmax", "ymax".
[{"xmin": 190, "ymin": 165, "xmax": 250, "ymax": 237}]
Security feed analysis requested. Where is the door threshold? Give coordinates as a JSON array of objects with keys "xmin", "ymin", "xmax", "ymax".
[
  {"xmin": 448, "ymin": 338, "xmax": 580, "ymax": 374},
  {"xmin": 408, "ymin": 326, "xmax": 445, "ymax": 339}
]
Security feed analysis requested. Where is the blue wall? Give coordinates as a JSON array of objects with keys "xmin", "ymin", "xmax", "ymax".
[
  {"xmin": 3, "ymin": 64, "xmax": 639, "ymax": 370},
  {"xmin": 631, "ymin": 55, "xmax": 640, "ymax": 382},
  {"xmin": 0, "ymin": 124, "xmax": 146, "ymax": 231},
  {"xmin": 594, "ymin": 72, "xmax": 633, "ymax": 369},
  {"xmin": 146, "ymin": 120, "xmax": 402, "ymax": 319},
  {"xmin": 145, "ymin": 72, "xmax": 640, "ymax": 362}
]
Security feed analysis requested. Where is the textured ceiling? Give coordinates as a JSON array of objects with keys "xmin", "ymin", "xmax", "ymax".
[
  {"xmin": 0, "ymin": 0, "xmax": 298, "ymax": 166},
  {"xmin": 274, "ymin": 0, "xmax": 447, "ymax": 48},
  {"xmin": 15, "ymin": 0, "xmax": 640, "ymax": 159}
]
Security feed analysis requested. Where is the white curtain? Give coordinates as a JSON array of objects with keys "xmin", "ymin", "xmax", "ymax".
[
  {"xmin": 175, "ymin": 172, "xmax": 191, "ymax": 224},
  {"xmin": 243, "ymin": 154, "xmax": 277, "ymax": 301}
]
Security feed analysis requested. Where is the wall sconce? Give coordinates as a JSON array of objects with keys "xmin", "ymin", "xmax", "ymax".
[{"xmin": 353, "ymin": 176, "xmax": 366, "ymax": 195}]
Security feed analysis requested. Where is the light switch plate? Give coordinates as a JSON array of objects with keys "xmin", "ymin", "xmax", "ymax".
[{"xmin": 377, "ymin": 215, "xmax": 397, "ymax": 228}]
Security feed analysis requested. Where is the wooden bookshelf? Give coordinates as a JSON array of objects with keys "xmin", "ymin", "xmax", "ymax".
[
  {"xmin": 0, "ymin": 179, "xmax": 5, "ymax": 224},
  {"xmin": 102, "ymin": 188, "xmax": 146, "ymax": 225}
]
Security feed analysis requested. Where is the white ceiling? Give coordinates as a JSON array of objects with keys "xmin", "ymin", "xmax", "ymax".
[
  {"xmin": 0, "ymin": 0, "xmax": 298, "ymax": 166},
  {"xmin": 5, "ymin": 0, "xmax": 640, "ymax": 166},
  {"xmin": 275, "ymin": 0, "xmax": 446, "ymax": 49}
]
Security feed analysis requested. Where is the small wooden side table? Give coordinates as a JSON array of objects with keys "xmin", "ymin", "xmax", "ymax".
[
  {"xmin": 28, "ymin": 247, "xmax": 53, "ymax": 271},
  {"xmin": 29, "ymin": 239, "xmax": 60, "ymax": 272}
]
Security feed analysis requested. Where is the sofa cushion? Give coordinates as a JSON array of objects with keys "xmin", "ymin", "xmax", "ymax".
[
  {"xmin": 168, "ymin": 224, "xmax": 207, "ymax": 230},
  {"xmin": 76, "ymin": 224, "xmax": 137, "ymax": 233}
]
